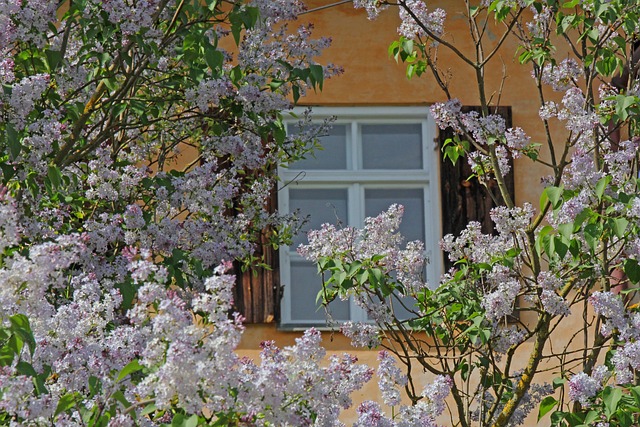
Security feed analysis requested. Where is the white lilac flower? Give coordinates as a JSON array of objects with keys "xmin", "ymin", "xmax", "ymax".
[
  {"xmin": 354, "ymin": 401, "xmax": 395, "ymax": 427},
  {"xmin": 568, "ymin": 372, "xmax": 599, "ymax": 406},
  {"xmin": 341, "ymin": 321, "xmax": 381, "ymax": 348},
  {"xmin": 504, "ymin": 127, "xmax": 531, "ymax": 153},
  {"xmin": 540, "ymin": 290, "xmax": 571, "ymax": 316},
  {"xmin": 430, "ymin": 98, "xmax": 463, "ymax": 132},
  {"xmin": 589, "ymin": 291, "xmax": 627, "ymax": 336},
  {"xmin": 377, "ymin": 351, "xmax": 408, "ymax": 406},
  {"xmin": 398, "ymin": 1, "xmax": 446, "ymax": 41},
  {"xmin": 353, "ymin": 0, "xmax": 389, "ymax": 20},
  {"xmin": 482, "ymin": 278, "xmax": 521, "ymax": 321},
  {"xmin": 541, "ymin": 58, "xmax": 582, "ymax": 91}
]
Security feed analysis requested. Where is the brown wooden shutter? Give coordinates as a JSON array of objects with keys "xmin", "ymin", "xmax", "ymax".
[
  {"xmin": 439, "ymin": 106, "xmax": 515, "ymax": 271},
  {"xmin": 234, "ymin": 187, "xmax": 281, "ymax": 324}
]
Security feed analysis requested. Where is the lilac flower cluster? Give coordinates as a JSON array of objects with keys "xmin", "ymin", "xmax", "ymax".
[
  {"xmin": 377, "ymin": 351, "xmax": 408, "ymax": 406},
  {"xmin": 492, "ymin": 325, "xmax": 527, "ymax": 355},
  {"xmin": 398, "ymin": 1, "xmax": 446, "ymax": 41},
  {"xmin": 441, "ymin": 221, "xmax": 512, "ymax": 264},
  {"xmin": 354, "ymin": 375, "xmax": 451, "ymax": 427},
  {"xmin": 341, "ymin": 321, "xmax": 382, "ymax": 348},
  {"xmin": 352, "ymin": 0, "xmax": 390, "ymax": 20},
  {"xmin": 526, "ymin": 5, "xmax": 553, "ymax": 39},
  {"xmin": 7, "ymin": 74, "xmax": 50, "ymax": 129},
  {"xmin": 568, "ymin": 372, "xmax": 600, "ymax": 406},
  {"xmin": 482, "ymin": 277, "xmax": 521, "ymax": 321},
  {"xmin": 541, "ymin": 58, "xmax": 582, "ymax": 91},
  {"xmin": 558, "ymin": 87, "xmax": 599, "ymax": 134},
  {"xmin": 588, "ymin": 291, "xmax": 640, "ymax": 383},
  {"xmin": 430, "ymin": 98, "xmax": 463, "ymax": 132}
]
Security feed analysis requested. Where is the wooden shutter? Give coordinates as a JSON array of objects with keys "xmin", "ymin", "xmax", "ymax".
[
  {"xmin": 234, "ymin": 187, "xmax": 281, "ymax": 324},
  {"xmin": 439, "ymin": 106, "xmax": 515, "ymax": 271}
]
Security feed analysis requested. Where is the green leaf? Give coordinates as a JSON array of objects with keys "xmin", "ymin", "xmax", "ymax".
[
  {"xmin": 388, "ymin": 40, "xmax": 400, "ymax": 61},
  {"xmin": 603, "ymin": 386, "xmax": 622, "ymax": 419},
  {"xmin": 550, "ymin": 410, "xmax": 567, "ymax": 426},
  {"xmin": 6, "ymin": 123, "xmax": 21, "ymax": 160},
  {"xmin": 584, "ymin": 410, "xmax": 599, "ymax": 425},
  {"xmin": 535, "ymin": 225, "xmax": 554, "ymax": 256},
  {"xmin": 171, "ymin": 413, "xmax": 186, "ymax": 426},
  {"xmin": 204, "ymin": 47, "xmax": 224, "ymax": 72},
  {"xmin": 140, "ymin": 403, "xmax": 157, "ymax": 416},
  {"xmin": 88, "ymin": 376, "xmax": 102, "ymax": 397},
  {"xmin": 552, "ymin": 377, "xmax": 566, "ymax": 389},
  {"xmin": 583, "ymin": 223, "xmax": 601, "ymax": 252},
  {"xmin": 538, "ymin": 396, "xmax": 558, "ymax": 421},
  {"xmin": 624, "ymin": 258, "xmax": 640, "ymax": 283},
  {"xmin": 309, "ymin": 64, "xmax": 324, "ymax": 90},
  {"xmin": 553, "ymin": 236, "xmax": 568, "ymax": 259},
  {"xmin": 55, "ymin": 392, "xmax": 79, "ymax": 417},
  {"xmin": 544, "ymin": 186, "xmax": 563, "ymax": 209},
  {"xmin": 45, "ymin": 49, "xmax": 63, "ymax": 71},
  {"xmin": 401, "ymin": 38, "xmax": 414, "ymax": 55},
  {"xmin": 33, "ymin": 372, "xmax": 49, "ymax": 396},
  {"xmin": 614, "ymin": 94, "xmax": 637, "ymax": 121},
  {"xmin": 595, "ymin": 176, "xmax": 611, "ymax": 201},
  {"xmin": 292, "ymin": 85, "xmax": 300, "ymax": 103},
  {"xmin": 116, "ymin": 359, "xmax": 142, "ymax": 382},
  {"xmin": 10, "ymin": 314, "xmax": 35, "ymax": 355},
  {"xmin": 9, "ymin": 314, "xmax": 31, "ymax": 331},
  {"xmin": 184, "ymin": 415, "xmax": 199, "ymax": 427},
  {"xmin": 111, "ymin": 390, "xmax": 131, "ymax": 408},
  {"xmin": 16, "ymin": 361, "xmax": 37, "ymax": 377},
  {"xmin": 610, "ymin": 217, "xmax": 628, "ymax": 238},
  {"xmin": 47, "ymin": 164, "xmax": 62, "ymax": 189},
  {"xmin": 558, "ymin": 223, "xmax": 573, "ymax": 240}
]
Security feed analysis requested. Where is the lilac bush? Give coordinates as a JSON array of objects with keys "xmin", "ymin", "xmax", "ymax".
[
  {"xmin": 301, "ymin": 1, "xmax": 640, "ymax": 426},
  {"xmin": 0, "ymin": 0, "xmax": 406, "ymax": 425}
]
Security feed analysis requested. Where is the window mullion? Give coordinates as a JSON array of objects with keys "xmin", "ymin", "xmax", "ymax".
[{"xmin": 350, "ymin": 121, "xmax": 359, "ymax": 171}]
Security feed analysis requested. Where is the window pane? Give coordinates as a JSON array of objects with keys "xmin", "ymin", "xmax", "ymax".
[
  {"xmin": 365, "ymin": 188, "xmax": 425, "ymax": 243},
  {"xmin": 290, "ymin": 260, "xmax": 350, "ymax": 321},
  {"xmin": 289, "ymin": 189, "xmax": 348, "ymax": 247},
  {"xmin": 390, "ymin": 294, "xmax": 418, "ymax": 321},
  {"xmin": 289, "ymin": 125, "xmax": 347, "ymax": 170},
  {"xmin": 361, "ymin": 124, "xmax": 422, "ymax": 169}
]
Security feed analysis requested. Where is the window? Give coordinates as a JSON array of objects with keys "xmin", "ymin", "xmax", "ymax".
[{"xmin": 279, "ymin": 107, "xmax": 441, "ymax": 327}]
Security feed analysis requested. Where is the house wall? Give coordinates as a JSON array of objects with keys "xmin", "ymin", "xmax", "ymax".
[{"xmin": 238, "ymin": 2, "xmax": 577, "ymax": 425}]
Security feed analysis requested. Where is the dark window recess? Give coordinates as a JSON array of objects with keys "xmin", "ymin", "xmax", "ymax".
[
  {"xmin": 234, "ymin": 188, "xmax": 281, "ymax": 324},
  {"xmin": 439, "ymin": 106, "xmax": 515, "ymax": 271}
]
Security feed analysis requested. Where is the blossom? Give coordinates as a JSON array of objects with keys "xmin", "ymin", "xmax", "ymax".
[
  {"xmin": 430, "ymin": 99, "xmax": 463, "ymax": 132},
  {"xmin": 8, "ymin": 74, "xmax": 50, "ymax": 128},
  {"xmin": 482, "ymin": 279, "xmax": 520, "ymax": 321},
  {"xmin": 568, "ymin": 372, "xmax": 599, "ymax": 406},
  {"xmin": 377, "ymin": 351, "xmax": 408, "ymax": 406},
  {"xmin": 354, "ymin": 401, "xmax": 395, "ymax": 427},
  {"xmin": 353, "ymin": 0, "xmax": 389, "ymax": 20},
  {"xmin": 341, "ymin": 321, "xmax": 381, "ymax": 348},
  {"xmin": 540, "ymin": 289, "xmax": 570, "ymax": 316},
  {"xmin": 398, "ymin": 1, "xmax": 446, "ymax": 40},
  {"xmin": 504, "ymin": 127, "xmax": 531, "ymax": 154},
  {"xmin": 541, "ymin": 58, "xmax": 582, "ymax": 91}
]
